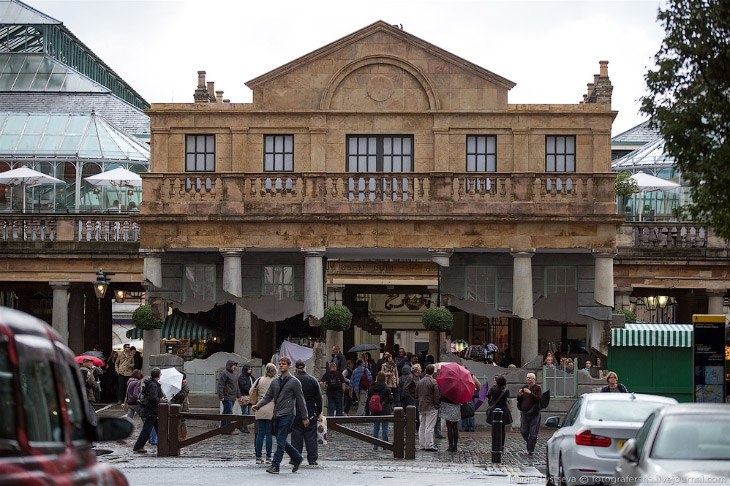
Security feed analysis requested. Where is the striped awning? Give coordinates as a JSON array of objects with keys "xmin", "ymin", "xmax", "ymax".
[
  {"xmin": 125, "ymin": 314, "xmax": 213, "ymax": 340},
  {"xmin": 611, "ymin": 323, "xmax": 693, "ymax": 347}
]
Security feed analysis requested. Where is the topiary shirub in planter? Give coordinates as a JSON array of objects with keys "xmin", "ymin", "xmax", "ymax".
[
  {"xmin": 422, "ymin": 306, "xmax": 454, "ymax": 332},
  {"xmin": 132, "ymin": 304, "xmax": 163, "ymax": 330},
  {"xmin": 320, "ymin": 304, "xmax": 353, "ymax": 332}
]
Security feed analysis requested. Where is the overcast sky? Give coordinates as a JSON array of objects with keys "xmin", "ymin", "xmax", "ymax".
[{"xmin": 29, "ymin": 0, "xmax": 665, "ymax": 136}]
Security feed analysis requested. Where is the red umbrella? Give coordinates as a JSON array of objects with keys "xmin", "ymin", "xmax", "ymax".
[
  {"xmin": 75, "ymin": 355, "xmax": 104, "ymax": 367},
  {"xmin": 436, "ymin": 362, "xmax": 475, "ymax": 404}
]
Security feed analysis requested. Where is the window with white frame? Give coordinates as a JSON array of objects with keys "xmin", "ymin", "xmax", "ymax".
[
  {"xmin": 263, "ymin": 265, "xmax": 294, "ymax": 299},
  {"xmin": 464, "ymin": 266, "xmax": 497, "ymax": 305},
  {"xmin": 346, "ymin": 135, "xmax": 413, "ymax": 200},
  {"xmin": 185, "ymin": 135, "xmax": 215, "ymax": 172},
  {"xmin": 545, "ymin": 135, "xmax": 576, "ymax": 172},
  {"xmin": 544, "ymin": 266, "xmax": 577, "ymax": 294},
  {"xmin": 264, "ymin": 135, "xmax": 294, "ymax": 172},
  {"xmin": 183, "ymin": 264, "xmax": 216, "ymax": 302}
]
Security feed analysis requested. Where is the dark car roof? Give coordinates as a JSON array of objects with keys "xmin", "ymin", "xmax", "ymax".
[{"xmin": 0, "ymin": 306, "xmax": 59, "ymax": 341}]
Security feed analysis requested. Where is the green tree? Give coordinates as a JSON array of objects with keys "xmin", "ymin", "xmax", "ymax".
[
  {"xmin": 641, "ymin": 0, "xmax": 730, "ymax": 239},
  {"xmin": 615, "ymin": 171, "xmax": 639, "ymax": 214}
]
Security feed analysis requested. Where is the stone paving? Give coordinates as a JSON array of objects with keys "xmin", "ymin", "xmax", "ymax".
[{"xmin": 98, "ymin": 404, "xmax": 550, "ymax": 475}]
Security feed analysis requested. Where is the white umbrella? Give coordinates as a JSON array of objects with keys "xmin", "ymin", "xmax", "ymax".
[
  {"xmin": 84, "ymin": 167, "xmax": 142, "ymax": 211},
  {"xmin": 0, "ymin": 166, "xmax": 64, "ymax": 213},
  {"xmin": 630, "ymin": 172, "xmax": 681, "ymax": 192},
  {"xmin": 159, "ymin": 367, "xmax": 183, "ymax": 400}
]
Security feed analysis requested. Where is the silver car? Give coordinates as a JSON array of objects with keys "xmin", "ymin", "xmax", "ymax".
[
  {"xmin": 616, "ymin": 403, "xmax": 730, "ymax": 485},
  {"xmin": 545, "ymin": 392, "xmax": 677, "ymax": 485}
]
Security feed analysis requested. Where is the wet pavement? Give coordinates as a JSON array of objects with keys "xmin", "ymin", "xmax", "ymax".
[{"xmin": 97, "ymin": 403, "xmax": 551, "ymax": 478}]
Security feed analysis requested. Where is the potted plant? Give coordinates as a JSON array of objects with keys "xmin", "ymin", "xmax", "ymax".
[
  {"xmin": 132, "ymin": 304, "xmax": 163, "ymax": 330},
  {"xmin": 422, "ymin": 306, "xmax": 454, "ymax": 332},
  {"xmin": 320, "ymin": 304, "xmax": 352, "ymax": 332}
]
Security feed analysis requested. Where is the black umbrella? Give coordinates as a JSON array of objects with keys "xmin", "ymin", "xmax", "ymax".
[
  {"xmin": 82, "ymin": 350, "xmax": 106, "ymax": 360},
  {"xmin": 348, "ymin": 343, "xmax": 380, "ymax": 353}
]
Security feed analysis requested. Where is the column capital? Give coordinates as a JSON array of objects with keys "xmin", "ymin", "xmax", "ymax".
[
  {"xmin": 592, "ymin": 249, "xmax": 617, "ymax": 259},
  {"xmin": 139, "ymin": 248, "xmax": 165, "ymax": 257},
  {"xmin": 705, "ymin": 288, "xmax": 728, "ymax": 296},
  {"xmin": 220, "ymin": 248, "xmax": 245, "ymax": 257},
  {"xmin": 510, "ymin": 248, "xmax": 535, "ymax": 258},
  {"xmin": 49, "ymin": 281, "xmax": 70, "ymax": 289},
  {"xmin": 301, "ymin": 247, "xmax": 326, "ymax": 257},
  {"xmin": 428, "ymin": 248, "xmax": 453, "ymax": 267}
]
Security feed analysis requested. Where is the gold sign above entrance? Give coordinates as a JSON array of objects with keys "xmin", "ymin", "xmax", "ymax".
[{"xmin": 328, "ymin": 260, "xmax": 438, "ymax": 286}]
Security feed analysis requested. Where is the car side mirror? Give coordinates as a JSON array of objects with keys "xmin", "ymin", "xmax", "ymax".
[
  {"xmin": 544, "ymin": 416, "xmax": 561, "ymax": 428},
  {"xmin": 95, "ymin": 417, "xmax": 134, "ymax": 442},
  {"xmin": 620, "ymin": 438, "xmax": 638, "ymax": 463}
]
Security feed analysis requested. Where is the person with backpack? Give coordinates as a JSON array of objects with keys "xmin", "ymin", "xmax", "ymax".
[
  {"xmin": 366, "ymin": 371, "xmax": 393, "ymax": 450},
  {"xmin": 516, "ymin": 372, "xmax": 543, "ymax": 457},
  {"xmin": 349, "ymin": 359, "xmax": 372, "ymax": 416},
  {"xmin": 132, "ymin": 367, "xmax": 166, "ymax": 453},
  {"xmin": 320, "ymin": 361, "xmax": 346, "ymax": 416}
]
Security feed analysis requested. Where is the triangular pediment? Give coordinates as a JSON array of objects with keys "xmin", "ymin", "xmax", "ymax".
[{"xmin": 246, "ymin": 20, "xmax": 515, "ymax": 112}]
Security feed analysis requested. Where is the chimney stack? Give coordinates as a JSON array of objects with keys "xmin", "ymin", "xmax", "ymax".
[
  {"xmin": 582, "ymin": 61, "xmax": 613, "ymax": 105},
  {"xmin": 193, "ymin": 70, "xmax": 210, "ymax": 103},
  {"xmin": 215, "ymin": 90, "xmax": 224, "ymax": 104}
]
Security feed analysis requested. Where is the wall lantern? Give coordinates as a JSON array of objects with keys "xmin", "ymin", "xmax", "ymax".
[
  {"xmin": 643, "ymin": 296, "xmax": 658, "ymax": 311},
  {"xmin": 114, "ymin": 289, "xmax": 126, "ymax": 303},
  {"xmin": 93, "ymin": 270, "xmax": 109, "ymax": 299}
]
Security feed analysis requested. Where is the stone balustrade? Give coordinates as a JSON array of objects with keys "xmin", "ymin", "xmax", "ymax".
[{"xmin": 0, "ymin": 215, "xmax": 139, "ymax": 242}]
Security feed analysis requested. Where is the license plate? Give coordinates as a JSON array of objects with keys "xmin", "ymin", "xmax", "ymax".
[{"xmin": 617, "ymin": 440, "xmax": 626, "ymax": 450}]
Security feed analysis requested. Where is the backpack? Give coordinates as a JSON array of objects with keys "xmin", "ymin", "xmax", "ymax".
[
  {"xmin": 360, "ymin": 371, "xmax": 371, "ymax": 390},
  {"xmin": 540, "ymin": 389, "xmax": 551, "ymax": 409},
  {"xmin": 369, "ymin": 393, "xmax": 383, "ymax": 413},
  {"xmin": 137, "ymin": 381, "xmax": 149, "ymax": 406}
]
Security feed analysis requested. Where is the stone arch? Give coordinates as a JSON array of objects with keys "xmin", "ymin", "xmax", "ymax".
[{"xmin": 320, "ymin": 55, "xmax": 440, "ymax": 111}]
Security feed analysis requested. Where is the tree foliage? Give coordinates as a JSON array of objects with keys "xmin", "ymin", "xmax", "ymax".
[
  {"xmin": 615, "ymin": 171, "xmax": 639, "ymax": 212},
  {"xmin": 320, "ymin": 304, "xmax": 352, "ymax": 331},
  {"xmin": 422, "ymin": 307, "xmax": 454, "ymax": 332},
  {"xmin": 641, "ymin": 0, "xmax": 730, "ymax": 239},
  {"xmin": 132, "ymin": 304, "xmax": 163, "ymax": 330}
]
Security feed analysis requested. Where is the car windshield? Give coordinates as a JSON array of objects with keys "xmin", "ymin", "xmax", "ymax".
[
  {"xmin": 651, "ymin": 414, "xmax": 730, "ymax": 460},
  {"xmin": 585, "ymin": 400, "xmax": 667, "ymax": 422}
]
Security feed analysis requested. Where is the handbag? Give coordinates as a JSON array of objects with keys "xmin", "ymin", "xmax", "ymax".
[
  {"xmin": 460, "ymin": 401, "xmax": 475, "ymax": 419},
  {"xmin": 249, "ymin": 378, "xmax": 260, "ymax": 404}
]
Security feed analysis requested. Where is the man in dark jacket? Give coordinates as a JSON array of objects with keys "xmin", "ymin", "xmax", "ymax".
[
  {"xmin": 132, "ymin": 367, "xmax": 166, "ymax": 453},
  {"xmin": 516, "ymin": 372, "xmax": 542, "ymax": 456},
  {"xmin": 253, "ymin": 356, "xmax": 310, "ymax": 474},
  {"xmin": 238, "ymin": 364, "xmax": 255, "ymax": 433},
  {"xmin": 320, "ymin": 361, "xmax": 346, "ymax": 416},
  {"xmin": 292, "ymin": 360, "xmax": 322, "ymax": 466},
  {"xmin": 217, "ymin": 360, "xmax": 240, "ymax": 434}
]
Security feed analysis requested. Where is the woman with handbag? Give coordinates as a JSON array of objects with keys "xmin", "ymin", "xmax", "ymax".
[{"xmin": 485, "ymin": 375, "xmax": 511, "ymax": 449}]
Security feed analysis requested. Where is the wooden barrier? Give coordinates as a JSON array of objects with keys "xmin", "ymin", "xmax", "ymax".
[{"xmin": 157, "ymin": 403, "xmax": 417, "ymax": 459}]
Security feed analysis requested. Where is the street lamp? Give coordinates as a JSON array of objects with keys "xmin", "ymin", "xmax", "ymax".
[
  {"xmin": 114, "ymin": 289, "xmax": 126, "ymax": 303},
  {"xmin": 93, "ymin": 271, "xmax": 109, "ymax": 299}
]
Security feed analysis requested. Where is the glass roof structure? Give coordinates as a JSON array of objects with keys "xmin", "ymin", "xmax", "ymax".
[
  {"xmin": 0, "ymin": 112, "xmax": 149, "ymax": 162},
  {"xmin": 0, "ymin": 0, "xmax": 149, "ymax": 110},
  {"xmin": 0, "ymin": 53, "xmax": 106, "ymax": 92},
  {"xmin": 612, "ymin": 137, "xmax": 676, "ymax": 172}
]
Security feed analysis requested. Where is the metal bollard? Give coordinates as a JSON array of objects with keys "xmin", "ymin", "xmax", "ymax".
[{"xmin": 491, "ymin": 408, "xmax": 503, "ymax": 464}]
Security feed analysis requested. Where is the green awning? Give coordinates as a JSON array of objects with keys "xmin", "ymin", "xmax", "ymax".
[
  {"xmin": 611, "ymin": 323, "xmax": 693, "ymax": 347},
  {"xmin": 125, "ymin": 314, "xmax": 213, "ymax": 340}
]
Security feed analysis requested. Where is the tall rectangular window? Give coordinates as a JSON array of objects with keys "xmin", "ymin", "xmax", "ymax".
[
  {"xmin": 464, "ymin": 266, "xmax": 497, "ymax": 305},
  {"xmin": 263, "ymin": 265, "xmax": 294, "ymax": 300},
  {"xmin": 346, "ymin": 135, "xmax": 413, "ymax": 200},
  {"xmin": 544, "ymin": 266, "xmax": 577, "ymax": 294},
  {"xmin": 545, "ymin": 135, "xmax": 576, "ymax": 172},
  {"xmin": 264, "ymin": 135, "xmax": 294, "ymax": 172},
  {"xmin": 185, "ymin": 135, "xmax": 215, "ymax": 172},
  {"xmin": 183, "ymin": 264, "xmax": 216, "ymax": 302},
  {"xmin": 466, "ymin": 135, "xmax": 497, "ymax": 172}
]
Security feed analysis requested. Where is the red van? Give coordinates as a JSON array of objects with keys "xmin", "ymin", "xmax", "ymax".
[{"xmin": 0, "ymin": 306, "xmax": 132, "ymax": 485}]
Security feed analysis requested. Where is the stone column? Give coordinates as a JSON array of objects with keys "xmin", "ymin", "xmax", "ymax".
[
  {"xmin": 50, "ymin": 281, "xmax": 70, "ymax": 345},
  {"xmin": 707, "ymin": 290, "xmax": 726, "ymax": 314},
  {"xmin": 512, "ymin": 249, "xmax": 537, "ymax": 365},
  {"xmin": 303, "ymin": 248, "xmax": 326, "ymax": 325},
  {"xmin": 234, "ymin": 304, "xmax": 251, "ymax": 359},
  {"xmin": 68, "ymin": 285, "xmax": 85, "ymax": 354},
  {"xmin": 325, "ymin": 285, "xmax": 345, "ymax": 360},
  {"xmin": 592, "ymin": 250, "xmax": 616, "ymax": 352},
  {"xmin": 221, "ymin": 248, "xmax": 243, "ymax": 297},
  {"xmin": 141, "ymin": 249, "xmax": 164, "ymax": 288}
]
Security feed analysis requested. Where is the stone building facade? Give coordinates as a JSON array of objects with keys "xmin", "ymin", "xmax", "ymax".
[{"xmin": 141, "ymin": 21, "xmax": 620, "ymax": 364}]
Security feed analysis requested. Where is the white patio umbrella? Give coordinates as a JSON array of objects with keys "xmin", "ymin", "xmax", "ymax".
[
  {"xmin": 0, "ymin": 166, "xmax": 64, "ymax": 213},
  {"xmin": 159, "ymin": 367, "xmax": 184, "ymax": 401},
  {"xmin": 630, "ymin": 172, "xmax": 681, "ymax": 192},
  {"xmin": 84, "ymin": 167, "xmax": 142, "ymax": 211}
]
